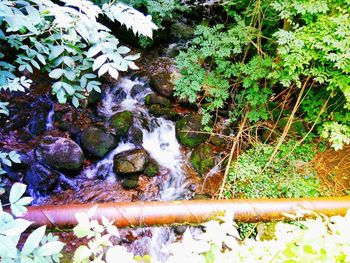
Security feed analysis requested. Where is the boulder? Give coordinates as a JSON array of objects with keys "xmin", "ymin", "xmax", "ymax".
[
  {"xmin": 24, "ymin": 163, "xmax": 59, "ymax": 193},
  {"xmin": 128, "ymin": 127, "xmax": 143, "ymax": 145},
  {"xmin": 130, "ymin": 84, "xmax": 146, "ymax": 98},
  {"xmin": 190, "ymin": 144, "xmax": 215, "ymax": 176},
  {"xmin": 150, "ymin": 71, "xmax": 174, "ymax": 98},
  {"xmin": 80, "ymin": 127, "xmax": 117, "ymax": 158},
  {"xmin": 175, "ymin": 114, "xmax": 209, "ymax": 148},
  {"xmin": 110, "ymin": 111, "xmax": 134, "ymax": 137},
  {"xmin": 35, "ymin": 136, "xmax": 84, "ymax": 172},
  {"xmin": 145, "ymin": 94, "xmax": 171, "ymax": 108},
  {"xmin": 57, "ymin": 122, "xmax": 81, "ymax": 137},
  {"xmin": 149, "ymin": 105, "xmax": 177, "ymax": 120},
  {"xmin": 121, "ymin": 178, "xmax": 139, "ymax": 189},
  {"xmin": 113, "ymin": 149, "xmax": 149, "ymax": 176}
]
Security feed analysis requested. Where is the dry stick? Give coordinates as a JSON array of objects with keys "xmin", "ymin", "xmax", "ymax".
[
  {"xmin": 218, "ymin": 109, "xmax": 249, "ymax": 199},
  {"xmin": 265, "ymin": 87, "xmax": 293, "ymax": 143},
  {"xmin": 283, "ymin": 95, "xmax": 330, "ymax": 159},
  {"xmin": 263, "ymin": 77, "xmax": 310, "ymax": 171}
]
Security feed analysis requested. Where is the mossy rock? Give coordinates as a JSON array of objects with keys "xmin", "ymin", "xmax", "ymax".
[
  {"xmin": 145, "ymin": 94, "xmax": 171, "ymax": 108},
  {"xmin": 190, "ymin": 144, "xmax": 215, "ymax": 176},
  {"xmin": 209, "ymin": 135, "xmax": 226, "ymax": 147},
  {"xmin": 175, "ymin": 114, "xmax": 209, "ymax": 148},
  {"xmin": 144, "ymin": 159, "xmax": 159, "ymax": 177},
  {"xmin": 121, "ymin": 178, "xmax": 139, "ymax": 189},
  {"xmin": 149, "ymin": 105, "xmax": 177, "ymax": 120},
  {"xmin": 192, "ymin": 193, "xmax": 212, "ymax": 200},
  {"xmin": 80, "ymin": 126, "xmax": 117, "ymax": 158},
  {"xmin": 277, "ymin": 117, "xmax": 307, "ymax": 135},
  {"xmin": 110, "ymin": 111, "xmax": 134, "ymax": 137}
]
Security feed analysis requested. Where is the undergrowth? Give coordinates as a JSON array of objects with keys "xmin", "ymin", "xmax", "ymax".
[{"xmin": 224, "ymin": 139, "xmax": 324, "ymax": 239}]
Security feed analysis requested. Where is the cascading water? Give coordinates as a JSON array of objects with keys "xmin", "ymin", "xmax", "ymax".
[{"xmin": 84, "ymin": 77, "xmax": 192, "ymax": 261}]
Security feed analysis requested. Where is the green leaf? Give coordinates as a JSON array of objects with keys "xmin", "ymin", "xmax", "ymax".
[
  {"xmin": 49, "ymin": 69, "xmax": 63, "ymax": 79},
  {"xmin": 9, "ymin": 151, "xmax": 20, "ymax": 163},
  {"xmin": 93, "ymin": 55, "xmax": 107, "ymax": 71},
  {"xmin": 124, "ymin": 53, "xmax": 140, "ymax": 61},
  {"xmin": 36, "ymin": 53, "xmax": 46, "ymax": 65},
  {"xmin": 49, "ymin": 46, "xmax": 65, "ymax": 60},
  {"xmin": 0, "ymin": 219, "xmax": 32, "ymax": 236},
  {"xmin": 0, "ymin": 235, "xmax": 18, "ymax": 258},
  {"xmin": 10, "ymin": 203, "xmax": 28, "ymax": 217},
  {"xmin": 98, "ymin": 63, "xmax": 109, "ymax": 77},
  {"xmin": 21, "ymin": 226, "xmax": 46, "ymax": 255},
  {"xmin": 73, "ymin": 245, "xmax": 91, "ymax": 263},
  {"xmin": 108, "ymin": 67, "xmax": 119, "ymax": 80},
  {"xmin": 86, "ymin": 45, "xmax": 102, "ymax": 58},
  {"xmin": 9, "ymin": 183, "xmax": 27, "ymax": 204},
  {"xmin": 72, "ymin": 96, "xmax": 79, "ymax": 108},
  {"xmin": 117, "ymin": 46, "xmax": 130, "ymax": 54},
  {"xmin": 37, "ymin": 241, "xmax": 64, "ymax": 256}
]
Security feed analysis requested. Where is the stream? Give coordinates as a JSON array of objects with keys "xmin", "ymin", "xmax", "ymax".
[{"xmin": 0, "ymin": 46, "xmax": 224, "ymax": 262}]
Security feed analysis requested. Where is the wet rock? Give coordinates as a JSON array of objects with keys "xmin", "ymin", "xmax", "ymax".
[
  {"xmin": 57, "ymin": 122, "xmax": 81, "ymax": 137},
  {"xmin": 4, "ymin": 111, "xmax": 31, "ymax": 131},
  {"xmin": 80, "ymin": 127, "xmax": 117, "ymax": 158},
  {"xmin": 110, "ymin": 111, "xmax": 134, "ymax": 137},
  {"xmin": 149, "ymin": 105, "xmax": 177, "ymax": 120},
  {"xmin": 209, "ymin": 135, "xmax": 226, "ymax": 147},
  {"xmin": 150, "ymin": 71, "xmax": 174, "ymax": 98},
  {"xmin": 114, "ymin": 88, "xmax": 127, "ymax": 102},
  {"xmin": 24, "ymin": 163, "xmax": 59, "ymax": 193},
  {"xmin": 192, "ymin": 193, "xmax": 212, "ymax": 200},
  {"xmin": 28, "ymin": 96, "xmax": 53, "ymax": 135},
  {"xmin": 175, "ymin": 114, "xmax": 209, "ymax": 148},
  {"xmin": 277, "ymin": 117, "xmax": 307, "ymax": 135},
  {"xmin": 128, "ymin": 127, "xmax": 143, "ymax": 145},
  {"xmin": 121, "ymin": 178, "xmax": 139, "ymax": 189},
  {"xmin": 174, "ymin": 225, "xmax": 187, "ymax": 235},
  {"xmin": 145, "ymin": 94, "xmax": 171, "ymax": 108},
  {"xmin": 113, "ymin": 149, "xmax": 149, "ymax": 176},
  {"xmin": 170, "ymin": 21, "xmax": 195, "ymax": 40},
  {"xmin": 87, "ymin": 89, "xmax": 102, "ymax": 106},
  {"xmin": 3, "ymin": 166, "xmax": 23, "ymax": 182},
  {"xmin": 35, "ymin": 136, "xmax": 84, "ymax": 172},
  {"xmin": 190, "ymin": 144, "xmax": 215, "ymax": 176},
  {"xmin": 144, "ymin": 159, "xmax": 159, "ymax": 177},
  {"xmin": 130, "ymin": 84, "xmax": 146, "ymax": 98},
  {"xmin": 28, "ymin": 108, "xmax": 49, "ymax": 135}
]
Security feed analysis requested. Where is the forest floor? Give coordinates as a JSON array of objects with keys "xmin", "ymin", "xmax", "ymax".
[{"xmin": 313, "ymin": 145, "xmax": 350, "ymax": 196}]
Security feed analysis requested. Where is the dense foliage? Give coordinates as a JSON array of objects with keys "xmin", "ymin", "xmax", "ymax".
[
  {"xmin": 175, "ymin": 0, "xmax": 350, "ymax": 149},
  {"xmin": 0, "ymin": 0, "xmax": 157, "ymax": 108},
  {"xmin": 162, "ymin": 210, "xmax": 350, "ymax": 262},
  {"xmin": 0, "ymin": 183, "xmax": 64, "ymax": 262}
]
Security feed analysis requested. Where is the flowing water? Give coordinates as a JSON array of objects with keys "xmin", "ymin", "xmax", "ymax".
[{"xmin": 81, "ymin": 77, "xmax": 192, "ymax": 261}]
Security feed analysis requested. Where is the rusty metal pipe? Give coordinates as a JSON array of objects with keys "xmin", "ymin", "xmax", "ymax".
[{"xmin": 19, "ymin": 197, "xmax": 350, "ymax": 228}]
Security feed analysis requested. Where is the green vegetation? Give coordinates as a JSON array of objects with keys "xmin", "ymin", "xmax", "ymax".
[
  {"xmin": 0, "ymin": 183, "xmax": 64, "ymax": 262},
  {"xmin": 225, "ymin": 140, "xmax": 321, "ymax": 200},
  {"xmin": 0, "ymin": 0, "xmax": 157, "ymax": 109},
  {"xmin": 175, "ymin": 0, "xmax": 350, "ymax": 149}
]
